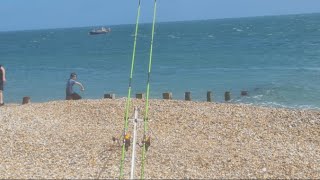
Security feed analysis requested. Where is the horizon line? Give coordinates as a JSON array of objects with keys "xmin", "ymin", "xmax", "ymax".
[{"xmin": 1, "ymin": 11, "xmax": 319, "ymax": 33}]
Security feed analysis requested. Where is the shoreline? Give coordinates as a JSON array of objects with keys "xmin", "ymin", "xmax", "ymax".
[
  {"xmin": 2, "ymin": 97, "xmax": 320, "ymax": 111},
  {"xmin": 0, "ymin": 99, "xmax": 319, "ymax": 179}
]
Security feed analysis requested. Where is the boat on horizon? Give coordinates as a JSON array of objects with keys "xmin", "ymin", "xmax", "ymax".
[{"xmin": 89, "ymin": 27, "xmax": 111, "ymax": 35}]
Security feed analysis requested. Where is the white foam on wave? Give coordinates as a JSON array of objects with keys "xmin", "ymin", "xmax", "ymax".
[
  {"xmin": 258, "ymin": 102, "xmax": 320, "ymax": 110},
  {"xmin": 252, "ymin": 95, "xmax": 263, "ymax": 99},
  {"xmin": 168, "ymin": 34, "xmax": 179, "ymax": 39},
  {"xmin": 130, "ymin": 33, "xmax": 147, "ymax": 37},
  {"xmin": 235, "ymin": 92, "xmax": 320, "ymax": 110},
  {"xmin": 240, "ymin": 67, "xmax": 320, "ymax": 71},
  {"xmin": 303, "ymin": 67, "xmax": 320, "ymax": 71},
  {"xmin": 233, "ymin": 27, "xmax": 243, "ymax": 32}
]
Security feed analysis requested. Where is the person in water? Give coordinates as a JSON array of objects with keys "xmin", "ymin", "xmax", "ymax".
[
  {"xmin": 66, "ymin": 73, "xmax": 85, "ymax": 100},
  {"xmin": 0, "ymin": 65, "xmax": 6, "ymax": 106}
]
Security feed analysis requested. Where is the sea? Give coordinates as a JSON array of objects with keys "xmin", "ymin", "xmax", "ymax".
[{"xmin": 1, "ymin": 13, "xmax": 320, "ymax": 109}]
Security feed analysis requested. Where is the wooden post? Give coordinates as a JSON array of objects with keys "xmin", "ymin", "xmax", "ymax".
[
  {"xmin": 241, "ymin": 91, "xmax": 248, "ymax": 96},
  {"xmin": 185, "ymin": 92, "xmax": 191, "ymax": 101},
  {"xmin": 162, "ymin": 92, "xmax": 172, "ymax": 100},
  {"xmin": 136, "ymin": 93, "xmax": 145, "ymax": 99},
  {"xmin": 22, "ymin": 96, "xmax": 30, "ymax": 105},
  {"xmin": 104, "ymin": 93, "xmax": 115, "ymax": 99},
  {"xmin": 224, "ymin": 91, "xmax": 231, "ymax": 102},
  {"xmin": 207, "ymin": 91, "xmax": 213, "ymax": 102}
]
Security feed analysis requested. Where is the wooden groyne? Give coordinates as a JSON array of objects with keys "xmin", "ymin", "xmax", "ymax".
[
  {"xmin": 103, "ymin": 90, "xmax": 250, "ymax": 102},
  {"xmin": 19, "ymin": 91, "xmax": 250, "ymax": 104}
]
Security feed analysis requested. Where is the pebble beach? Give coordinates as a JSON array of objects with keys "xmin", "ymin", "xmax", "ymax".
[{"xmin": 0, "ymin": 99, "xmax": 319, "ymax": 179}]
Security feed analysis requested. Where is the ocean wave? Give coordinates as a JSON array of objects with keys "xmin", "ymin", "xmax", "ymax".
[
  {"xmin": 234, "ymin": 99, "xmax": 320, "ymax": 110},
  {"xmin": 236, "ymin": 67, "xmax": 320, "ymax": 71},
  {"xmin": 252, "ymin": 95, "xmax": 263, "ymax": 99},
  {"xmin": 233, "ymin": 28, "xmax": 243, "ymax": 32},
  {"xmin": 302, "ymin": 67, "xmax": 320, "ymax": 71},
  {"xmin": 233, "ymin": 86, "xmax": 320, "ymax": 110},
  {"xmin": 257, "ymin": 102, "xmax": 320, "ymax": 110},
  {"xmin": 130, "ymin": 33, "xmax": 148, "ymax": 37},
  {"xmin": 168, "ymin": 34, "xmax": 180, "ymax": 39}
]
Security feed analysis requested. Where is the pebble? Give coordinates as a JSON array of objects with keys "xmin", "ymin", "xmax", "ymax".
[{"xmin": 0, "ymin": 99, "xmax": 319, "ymax": 179}]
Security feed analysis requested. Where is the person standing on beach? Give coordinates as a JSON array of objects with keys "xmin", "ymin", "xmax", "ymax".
[
  {"xmin": 66, "ymin": 73, "xmax": 85, "ymax": 100},
  {"xmin": 0, "ymin": 65, "xmax": 6, "ymax": 106}
]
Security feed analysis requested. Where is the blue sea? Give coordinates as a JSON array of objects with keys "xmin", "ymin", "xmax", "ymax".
[{"xmin": 1, "ymin": 13, "xmax": 320, "ymax": 109}]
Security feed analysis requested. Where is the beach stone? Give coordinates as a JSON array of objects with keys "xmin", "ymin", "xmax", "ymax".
[{"xmin": 0, "ymin": 99, "xmax": 319, "ymax": 179}]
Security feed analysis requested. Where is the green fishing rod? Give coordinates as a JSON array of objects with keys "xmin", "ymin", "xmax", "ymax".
[
  {"xmin": 119, "ymin": 0, "xmax": 141, "ymax": 178},
  {"xmin": 140, "ymin": 0, "xmax": 157, "ymax": 179}
]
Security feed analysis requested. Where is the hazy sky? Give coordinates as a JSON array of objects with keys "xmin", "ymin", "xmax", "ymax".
[{"xmin": 1, "ymin": 0, "xmax": 320, "ymax": 31}]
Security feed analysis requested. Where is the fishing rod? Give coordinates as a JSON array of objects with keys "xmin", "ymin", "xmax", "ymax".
[
  {"xmin": 140, "ymin": 0, "xmax": 157, "ymax": 179},
  {"xmin": 119, "ymin": 0, "xmax": 141, "ymax": 178}
]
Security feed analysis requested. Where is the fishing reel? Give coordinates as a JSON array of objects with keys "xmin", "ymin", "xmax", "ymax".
[
  {"xmin": 124, "ymin": 133, "xmax": 131, "ymax": 151},
  {"xmin": 111, "ymin": 133, "xmax": 132, "ymax": 151},
  {"xmin": 142, "ymin": 135, "xmax": 151, "ymax": 151}
]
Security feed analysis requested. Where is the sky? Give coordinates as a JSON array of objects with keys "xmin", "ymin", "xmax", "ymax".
[{"xmin": 1, "ymin": 0, "xmax": 320, "ymax": 31}]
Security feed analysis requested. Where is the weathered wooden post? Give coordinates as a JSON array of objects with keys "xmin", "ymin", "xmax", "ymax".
[
  {"xmin": 185, "ymin": 92, "xmax": 191, "ymax": 101},
  {"xmin": 22, "ymin": 96, "xmax": 30, "ymax": 105},
  {"xmin": 104, "ymin": 93, "xmax": 116, "ymax": 99},
  {"xmin": 207, "ymin": 91, "xmax": 213, "ymax": 102},
  {"xmin": 136, "ymin": 93, "xmax": 145, "ymax": 99},
  {"xmin": 241, "ymin": 91, "xmax": 248, "ymax": 96},
  {"xmin": 224, "ymin": 91, "xmax": 231, "ymax": 102},
  {"xmin": 162, "ymin": 92, "xmax": 172, "ymax": 100}
]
